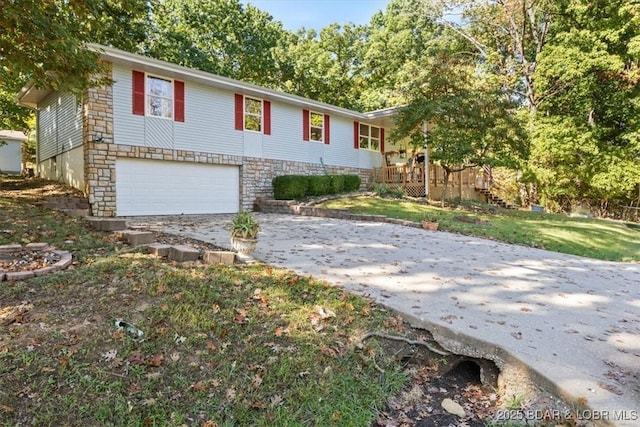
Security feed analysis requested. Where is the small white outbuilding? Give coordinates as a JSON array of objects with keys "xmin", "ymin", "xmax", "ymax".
[{"xmin": 0, "ymin": 130, "xmax": 27, "ymax": 174}]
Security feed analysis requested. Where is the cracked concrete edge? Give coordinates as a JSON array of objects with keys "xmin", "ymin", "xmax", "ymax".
[{"xmin": 387, "ymin": 308, "xmax": 610, "ymax": 427}]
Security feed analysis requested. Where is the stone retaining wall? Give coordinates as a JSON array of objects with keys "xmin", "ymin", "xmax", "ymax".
[{"xmin": 256, "ymin": 198, "xmax": 422, "ymax": 229}]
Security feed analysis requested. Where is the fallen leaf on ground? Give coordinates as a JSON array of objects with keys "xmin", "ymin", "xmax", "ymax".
[
  {"xmin": 251, "ymin": 374, "xmax": 263, "ymax": 389},
  {"xmin": 147, "ymin": 354, "xmax": 164, "ymax": 367},
  {"xmin": 101, "ymin": 349, "xmax": 117, "ymax": 361},
  {"xmin": 191, "ymin": 381, "xmax": 206, "ymax": 392},
  {"xmin": 314, "ymin": 305, "xmax": 336, "ymax": 319},
  {"xmin": 270, "ymin": 395, "xmax": 283, "ymax": 407}
]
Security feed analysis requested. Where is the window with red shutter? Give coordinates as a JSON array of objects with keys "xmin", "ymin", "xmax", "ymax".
[
  {"xmin": 132, "ymin": 70, "xmax": 145, "ymax": 116},
  {"xmin": 264, "ymin": 100, "xmax": 271, "ymax": 135},
  {"xmin": 323, "ymin": 114, "xmax": 330, "ymax": 144},
  {"xmin": 303, "ymin": 109, "xmax": 310, "ymax": 141},
  {"xmin": 234, "ymin": 94, "xmax": 244, "ymax": 130},
  {"xmin": 356, "ymin": 123, "xmax": 382, "ymax": 151},
  {"xmin": 174, "ymin": 80, "xmax": 185, "ymax": 122},
  {"xmin": 235, "ymin": 94, "xmax": 269, "ymax": 133}
]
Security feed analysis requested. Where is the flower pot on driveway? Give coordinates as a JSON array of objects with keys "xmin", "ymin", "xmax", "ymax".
[
  {"xmin": 421, "ymin": 221, "xmax": 439, "ymax": 231},
  {"xmin": 230, "ymin": 236, "xmax": 258, "ymax": 255},
  {"xmin": 230, "ymin": 211, "xmax": 259, "ymax": 255}
]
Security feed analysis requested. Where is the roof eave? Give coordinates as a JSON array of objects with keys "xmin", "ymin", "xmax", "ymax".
[{"xmin": 16, "ymin": 81, "xmax": 53, "ymax": 110}]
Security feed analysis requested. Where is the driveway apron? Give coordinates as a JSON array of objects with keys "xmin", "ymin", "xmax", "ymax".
[{"xmin": 129, "ymin": 213, "xmax": 640, "ymax": 426}]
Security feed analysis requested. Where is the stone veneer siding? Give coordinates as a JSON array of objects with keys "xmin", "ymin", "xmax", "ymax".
[
  {"xmin": 81, "ymin": 66, "xmax": 372, "ymax": 217},
  {"xmin": 83, "ymin": 63, "xmax": 116, "ymax": 216},
  {"xmin": 96, "ymin": 145, "xmax": 372, "ymax": 216},
  {"xmin": 242, "ymin": 158, "xmax": 372, "ymax": 210}
]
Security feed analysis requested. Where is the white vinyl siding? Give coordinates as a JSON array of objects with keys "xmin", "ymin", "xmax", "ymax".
[
  {"xmin": 113, "ymin": 65, "xmax": 146, "ymax": 147},
  {"xmin": 263, "ymin": 103, "xmax": 306, "ymax": 162},
  {"xmin": 37, "ymin": 93, "xmax": 82, "ymax": 162},
  {"xmin": 145, "ymin": 118, "xmax": 173, "ymax": 149},
  {"xmin": 0, "ymin": 141, "xmax": 22, "ymax": 173},
  {"xmin": 111, "ymin": 63, "xmax": 383, "ymax": 169},
  {"xmin": 318, "ymin": 118, "xmax": 360, "ymax": 167},
  {"xmin": 113, "ymin": 65, "xmax": 244, "ymax": 155},
  {"xmin": 174, "ymin": 81, "xmax": 242, "ymax": 155}
]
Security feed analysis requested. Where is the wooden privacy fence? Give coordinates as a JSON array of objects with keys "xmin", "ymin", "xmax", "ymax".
[{"xmin": 372, "ymin": 164, "xmax": 484, "ymax": 198}]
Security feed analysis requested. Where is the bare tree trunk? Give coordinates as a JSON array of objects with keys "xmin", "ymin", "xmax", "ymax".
[{"xmin": 441, "ymin": 168, "xmax": 451, "ymax": 208}]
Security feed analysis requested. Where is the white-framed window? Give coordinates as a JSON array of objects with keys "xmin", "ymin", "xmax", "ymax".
[
  {"xmin": 359, "ymin": 123, "xmax": 380, "ymax": 151},
  {"xmin": 309, "ymin": 111, "xmax": 324, "ymax": 142},
  {"xmin": 147, "ymin": 75, "xmax": 173, "ymax": 119},
  {"xmin": 244, "ymin": 97, "xmax": 263, "ymax": 132}
]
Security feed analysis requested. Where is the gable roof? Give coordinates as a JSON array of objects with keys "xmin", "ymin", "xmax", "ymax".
[{"xmin": 17, "ymin": 44, "xmax": 396, "ymax": 127}]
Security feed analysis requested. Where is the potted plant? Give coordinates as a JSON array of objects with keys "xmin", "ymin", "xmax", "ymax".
[
  {"xmin": 421, "ymin": 214, "xmax": 439, "ymax": 231},
  {"xmin": 230, "ymin": 211, "xmax": 260, "ymax": 255}
]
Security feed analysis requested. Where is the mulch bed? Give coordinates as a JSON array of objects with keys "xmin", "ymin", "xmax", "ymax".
[{"xmin": 0, "ymin": 250, "xmax": 61, "ymax": 272}]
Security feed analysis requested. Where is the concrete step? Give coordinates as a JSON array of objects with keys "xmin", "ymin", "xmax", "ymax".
[
  {"xmin": 146, "ymin": 243, "xmax": 172, "ymax": 257},
  {"xmin": 121, "ymin": 230, "xmax": 155, "ymax": 246},
  {"xmin": 168, "ymin": 245, "xmax": 200, "ymax": 262},
  {"xmin": 203, "ymin": 250, "xmax": 235, "ymax": 265}
]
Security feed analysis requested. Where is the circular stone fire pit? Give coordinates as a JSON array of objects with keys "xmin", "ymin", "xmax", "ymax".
[{"xmin": 0, "ymin": 243, "xmax": 72, "ymax": 281}]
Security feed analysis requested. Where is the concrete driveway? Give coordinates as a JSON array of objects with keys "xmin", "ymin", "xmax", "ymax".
[{"xmin": 129, "ymin": 213, "xmax": 640, "ymax": 426}]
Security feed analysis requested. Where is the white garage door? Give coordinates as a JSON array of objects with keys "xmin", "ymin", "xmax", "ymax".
[{"xmin": 116, "ymin": 159, "xmax": 239, "ymax": 216}]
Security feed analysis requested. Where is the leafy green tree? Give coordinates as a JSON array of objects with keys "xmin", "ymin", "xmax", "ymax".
[
  {"xmin": 1, "ymin": 0, "xmax": 149, "ymax": 92},
  {"xmin": 529, "ymin": 0, "xmax": 640, "ymax": 213},
  {"xmin": 0, "ymin": 82, "xmax": 32, "ymax": 133},
  {"xmin": 0, "ymin": 0, "xmax": 150, "ymax": 133},
  {"xmin": 392, "ymin": 35, "xmax": 526, "ymax": 205},
  {"xmin": 359, "ymin": 0, "xmax": 441, "ymax": 110},
  {"xmin": 278, "ymin": 24, "xmax": 367, "ymax": 109},
  {"xmin": 144, "ymin": 0, "xmax": 290, "ymax": 87}
]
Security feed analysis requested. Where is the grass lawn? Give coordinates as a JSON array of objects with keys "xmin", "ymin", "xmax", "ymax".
[
  {"xmin": 0, "ymin": 177, "xmax": 408, "ymax": 426},
  {"xmin": 318, "ymin": 196, "xmax": 640, "ymax": 262}
]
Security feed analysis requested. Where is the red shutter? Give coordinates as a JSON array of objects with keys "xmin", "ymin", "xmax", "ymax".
[
  {"xmin": 324, "ymin": 114, "xmax": 330, "ymax": 144},
  {"xmin": 303, "ymin": 109, "xmax": 310, "ymax": 141},
  {"xmin": 234, "ymin": 94, "xmax": 244, "ymax": 130},
  {"xmin": 380, "ymin": 127, "xmax": 385, "ymax": 153},
  {"xmin": 263, "ymin": 100, "xmax": 271, "ymax": 135},
  {"xmin": 132, "ymin": 70, "xmax": 145, "ymax": 115},
  {"xmin": 174, "ymin": 80, "xmax": 185, "ymax": 122},
  {"xmin": 353, "ymin": 121, "xmax": 359, "ymax": 149}
]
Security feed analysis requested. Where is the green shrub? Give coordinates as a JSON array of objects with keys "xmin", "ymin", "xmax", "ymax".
[
  {"xmin": 273, "ymin": 174, "xmax": 361, "ymax": 200},
  {"xmin": 308, "ymin": 175, "xmax": 332, "ymax": 196},
  {"xmin": 343, "ymin": 175, "xmax": 361, "ymax": 192},
  {"xmin": 329, "ymin": 175, "xmax": 345, "ymax": 193},
  {"xmin": 372, "ymin": 183, "xmax": 404, "ymax": 198},
  {"xmin": 273, "ymin": 175, "xmax": 309, "ymax": 200}
]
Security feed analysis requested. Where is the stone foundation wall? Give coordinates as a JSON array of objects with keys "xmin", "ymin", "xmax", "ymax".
[
  {"xmin": 242, "ymin": 158, "xmax": 372, "ymax": 210},
  {"xmin": 85, "ymin": 140, "xmax": 373, "ymax": 216}
]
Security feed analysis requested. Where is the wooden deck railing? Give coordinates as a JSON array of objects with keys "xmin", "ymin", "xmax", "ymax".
[{"xmin": 372, "ymin": 164, "xmax": 486, "ymax": 197}]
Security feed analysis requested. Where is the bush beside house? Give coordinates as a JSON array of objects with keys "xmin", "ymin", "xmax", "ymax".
[{"xmin": 273, "ymin": 174, "xmax": 361, "ymax": 200}]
